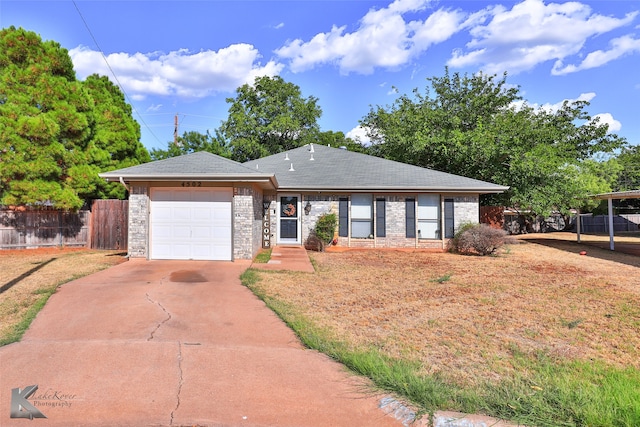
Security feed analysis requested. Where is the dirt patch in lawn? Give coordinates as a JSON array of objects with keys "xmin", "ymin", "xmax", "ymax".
[
  {"xmin": 0, "ymin": 248, "xmax": 127, "ymax": 343},
  {"xmin": 251, "ymin": 234, "xmax": 640, "ymax": 387}
]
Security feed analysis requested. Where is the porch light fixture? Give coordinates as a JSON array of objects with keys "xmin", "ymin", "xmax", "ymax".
[{"xmin": 304, "ymin": 201, "xmax": 312, "ymax": 215}]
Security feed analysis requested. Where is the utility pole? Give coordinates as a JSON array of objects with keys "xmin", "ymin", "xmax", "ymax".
[{"xmin": 173, "ymin": 113, "xmax": 179, "ymax": 145}]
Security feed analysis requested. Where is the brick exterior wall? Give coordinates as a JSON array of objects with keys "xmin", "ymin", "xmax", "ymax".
[
  {"xmin": 125, "ymin": 186, "xmax": 481, "ymax": 259},
  {"xmin": 289, "ymin": 193, "xmax": 481, "ymax": 250},
  {"xmin": 127, "ymin": 185, "xmax": 149, "ymax": 258},
  {"xmin": 233, "ymin": 186, "xmax": 264, "ymax": 260},
  {"xmin": 300, "ymin": 195, "xmax": 337, "ymax": 245},
  {"xmin": 451, "ymin": 194, "xmax": 479, "ymax": 230}
]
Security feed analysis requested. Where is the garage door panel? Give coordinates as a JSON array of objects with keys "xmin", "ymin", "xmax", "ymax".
[
  {"xmin": 173, "ymin": 226, "xmax": 192, "ymax": 239},
  {"xmin": 153, "ymin": 206, "xmax": 173, "ymax": 221},
  {"xmin": 192, "ymin": 207, "xmax": 214, "ymax": 222},
  {"xmin": 150, "ymin": 188, "xmax": 232, "ymax": 260},
  {"xmin": 171, "ymin": 244, "xmax": 192, "ymax": 259}
]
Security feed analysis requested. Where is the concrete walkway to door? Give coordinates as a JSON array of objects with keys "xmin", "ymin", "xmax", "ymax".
[
  {"xmin": 251, "ymin": 246, "xmax": 316, "ymax": 273},
  {"xmin": 0, "ymin": 259, "xmax": 410, "ymax": 427}
]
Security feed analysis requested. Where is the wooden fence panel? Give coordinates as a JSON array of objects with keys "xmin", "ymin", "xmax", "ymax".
[
  {"xmin": 0, "ymin": 210, "xmax": 89, "ymax": 249},
  {"xmin": 90, "ymin": 200, "xmax": 128, "ymax": 250}
]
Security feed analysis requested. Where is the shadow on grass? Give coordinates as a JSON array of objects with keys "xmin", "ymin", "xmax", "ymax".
[
  {"xmin": 520, "ymin": 236, "xmax": 640, "ymax": 269},
  {"xmin": 0, "ymin": 258, "xmax": 57, "ymax": 294}
]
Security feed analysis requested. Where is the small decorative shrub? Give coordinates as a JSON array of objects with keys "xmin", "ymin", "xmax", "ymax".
[
  {"xmin": 307, "ymin": 213, "xmax": 337, "ymax": 252},
  {"xmin": 449, "ymin": 223, "xmax": 512, "ymax": 256}
]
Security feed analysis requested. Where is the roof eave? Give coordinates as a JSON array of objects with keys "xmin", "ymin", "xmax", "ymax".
[
  {"xmin": 273, "ymin": 185, "xmax": 509, "ymax": 194},
  {"xmin": 99, "ymin": 173, "xmax": 279, "ymax": 188},
  {"xmin": 592, "ymin": 190, "xmax": 640, "ymax": 200}
]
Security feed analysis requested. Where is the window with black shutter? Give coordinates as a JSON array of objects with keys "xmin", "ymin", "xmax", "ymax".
[
  {"xmin": 406, "ymin": 198, "xmax": 416, "ymax": 238},
  {"xmin": 339, "ymin": 198, "xmax": 349, "ymax": 237},
  {"xmin": 444, "ymin": 198, "xmax": 455, "ymax": 238},
  {"xmin": 376, "ymin": 198, "xmax": 386, "ymax": 237}
]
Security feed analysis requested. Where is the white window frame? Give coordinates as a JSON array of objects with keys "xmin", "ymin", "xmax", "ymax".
[
  {"xmin": 351, "ymin": 194, "xmax": 373, "ymax": 238},
  {"xmin": 417, "ymin": 194, "xmax": 440, "ymax": 239}
]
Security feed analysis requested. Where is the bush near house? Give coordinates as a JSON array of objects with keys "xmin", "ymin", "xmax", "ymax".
[
  {"xmin": 305, "ymin": 213, "xmax": 337, "ymax": 252},
  {"xmin": 449, "ymin": 223, "xmax": 514, "ymax": 255}
]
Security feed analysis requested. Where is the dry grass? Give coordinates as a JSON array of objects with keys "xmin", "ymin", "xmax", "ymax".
[
  {"xmin": 0, "ymin": 247, "xmax": 126, "ymax": 343},
  {"xmin": 252, "ymin": 233, "xmax": 640, "ymax": 387}
]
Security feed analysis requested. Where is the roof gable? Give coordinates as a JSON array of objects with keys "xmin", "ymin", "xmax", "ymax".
[{"xmin": 101, "ymin": 151, "xmax": 261, "ymax": 177}]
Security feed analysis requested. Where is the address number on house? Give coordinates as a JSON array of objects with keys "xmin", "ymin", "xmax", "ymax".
[{"xmin": 181, "ymin": 181, "xmax": 202, "ymax": 187}]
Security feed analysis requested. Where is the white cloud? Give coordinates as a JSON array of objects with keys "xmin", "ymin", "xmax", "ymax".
[
  {"xmin": 346, "ymin": 125, "xmax": 372, "ymax": 145},
  {"xmin": 70, "ymin": 44, "xmax": 284, "ymax": 100},
  {"xmin": 592, "ymin": 113, "xmax": 622, "ymax": 133},
  {"xmin": 274, "ymin": 0, "xmax": 639, "ymax": 76},
  {"xmin": 275, "ymin": 0, "xmax": 474, "ymax": 74},
  {"xmin": 448, "ymin": 0, "xmax": 639, "ymax": 74},
  {"xmin": 512, "ymin": 93, "xmax": 621, "ymax": 134},
  {"xmin": 539, "ymin": 92, "xmax": 596, "ymax": 113},
  {"xmin": 552, "ymin": 34, "xmax": 640, "ymax": 75}
]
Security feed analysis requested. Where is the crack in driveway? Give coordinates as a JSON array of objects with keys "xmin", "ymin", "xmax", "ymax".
[
  {"xmin": 170, "ymin": 342, "xmax": 184, "ymax": 426},
  {"xmin": 145, "ymin": 293, "xmax": 171, "ymax": 341}
]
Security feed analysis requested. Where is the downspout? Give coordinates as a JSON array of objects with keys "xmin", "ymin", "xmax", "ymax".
[
  {"xmin": 118, "ymin": 177, "xmax": 131, "ymax": 259},
  {"xmin": 119, "ymin": 177, "xmax": 130, "ymax": 192}
]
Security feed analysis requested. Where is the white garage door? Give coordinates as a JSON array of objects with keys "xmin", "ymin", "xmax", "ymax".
[{"xmin": 150, "ymin": 188, "xmax": 232, "ymax": 260}]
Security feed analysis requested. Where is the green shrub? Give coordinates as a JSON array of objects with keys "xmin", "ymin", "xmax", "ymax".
[
  {"xmin": 449, "ymin": 223, "xmax": 511, "ymax": 256},
  {"xmin": 307, "ymin": 213, "xmax": 337, "ymax": 251}
]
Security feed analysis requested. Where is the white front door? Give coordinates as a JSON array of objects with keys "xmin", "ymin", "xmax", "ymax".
[
  {"xmin": 150, "ymin": 187, "xmax": 232, "ymax": 260},
  {"xmin": 277, "ymin": 195, "xmax": 301, "ymax": 245}
]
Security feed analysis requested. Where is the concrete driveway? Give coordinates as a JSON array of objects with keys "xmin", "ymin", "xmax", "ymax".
[{"xmin": 0, "ymin": 259, "xmax": 410, "ymax": 427}]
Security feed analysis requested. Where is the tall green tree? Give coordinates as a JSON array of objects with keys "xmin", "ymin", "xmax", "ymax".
[
  {"xmin": 150, "ymin": 130, "xmax": 231, "ymax": 161},
  {"xmin": 0, "ymin": 27, "xmax": 149, "ymax": 209},
  {"xmin": 82, "ymin": 74, "xmax": 149, "ymax": 199},
  {"xmin": 219, "ymin": 76, "xmax": 322, "ymax": 162},
  {"xmin": 0, "ymin": 26, "xmax": 93, "ymax": 209},
  {"xmin": 317, "ymin": 130, "xmax": 369, "ymax": 154},
  {"xmin": 362, "ymin": 68, "xmax": 626, "ymax": 216},
  {"xmin": 615, "ymin": 145, "xmax": 640, "ymax": 192}
]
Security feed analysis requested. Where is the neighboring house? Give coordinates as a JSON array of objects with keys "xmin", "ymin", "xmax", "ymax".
[{"xmin": 100, "ymin": 144, "xmax": 508, "ymax": 261}]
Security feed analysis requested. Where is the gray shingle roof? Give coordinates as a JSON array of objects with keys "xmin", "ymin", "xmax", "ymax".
[
  {"xmin": 100, "ymin": 145, "xmax": 508, "ymax": 193},
  {"xmin": 100, "ymin": 151, "xmax": 276, "ymax": 186},
  {"xmin": 243, "ymin": 144, "xmax": 508, "ymax": 193}
]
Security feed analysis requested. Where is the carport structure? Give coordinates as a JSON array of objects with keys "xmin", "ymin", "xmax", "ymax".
[{"xmin": 580, "ymin": 190, "xmax": 640, "ymax": 251}]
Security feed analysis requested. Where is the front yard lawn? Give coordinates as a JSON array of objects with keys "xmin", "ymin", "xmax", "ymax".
[
  {"xmin": 0, "ymin": 248, "xmax": 126, "ymax": 345},
  {"xmin": 243, "ymin": 234, "xmax": 640, "ymax": 426}
]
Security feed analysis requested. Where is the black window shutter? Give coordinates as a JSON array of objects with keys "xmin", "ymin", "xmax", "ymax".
[
  {"xmin": 406, "ymin": 198, "xmax": 415, "ymax": 238},
  {"xmin": 376, "ymin": 198, "xmax": 386, "ymax": 237},
  {"xmin": 339, "ymin": 198, "xmax": 349, "ymax": 237},
  {"xmin": 444, "ymin": 198, "xmax": 455, "ymax": 238}
]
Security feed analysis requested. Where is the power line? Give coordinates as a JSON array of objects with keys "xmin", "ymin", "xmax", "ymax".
[{"xmin": 71, "ymin": 0, "xmax": 164, "ymax": 147}]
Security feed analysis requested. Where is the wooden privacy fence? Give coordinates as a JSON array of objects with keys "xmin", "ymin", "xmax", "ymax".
[
  {"xmin": 0, "ymin": 209, "xmax": 90, "ymax": 249},
  {"xmin": 0, "ymin": 200, "xmax": 128, "ymax": 250},
  {"xmin": 89, "ymin": 200, "xmax": 128, "ymax": 250}
]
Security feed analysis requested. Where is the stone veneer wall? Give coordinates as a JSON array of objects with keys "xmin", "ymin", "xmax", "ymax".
[
  {"xmin": 298, "ymin": 193, "xmax": 480, "ymax": 250},
  {"xmin": 301, "ymin": 195, "xmax": 338, "ymax": 245},
  {"xmin": 251, "ymin": 186, "xmax": 265, "ymax": 257},
  {"xmin": 451, "ymin": 194, "xmax": 479, "ymax": 230},
  {"xmin": 236, "ymin": 192, "xmax": 479, "ymax": 254},
  {"xmin": 128, "ymin": 185, "xmax": 149, "ymax": 258},
  {"xmin": 232, "ymin": 187, "xmax": 253, "ymax": 260}
]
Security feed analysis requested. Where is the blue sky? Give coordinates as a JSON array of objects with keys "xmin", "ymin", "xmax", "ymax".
[{"xmin": 2, "ymin": 0, "xmax": 639, "ymax": 151}]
